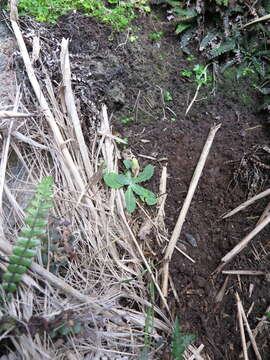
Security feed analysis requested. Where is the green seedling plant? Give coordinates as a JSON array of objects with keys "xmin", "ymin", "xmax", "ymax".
[
  {"xmin": 104, "ymin": 159, "xmax": 157, "ymax": 213},
  {"xmin": 120, "ymin": 116, "xmax": 134, "ymax": 125},
  {"xmin": 148, "ymin": 31, "xmax": 164, "ymax": 40},
  {"xmin": 181, "ymin": 64, "xmax": 211, "ymax": 86},
  {"xmin": 193, "ymin": 64, "xmax": 212, "ymax": 85},
  {"xmin": 164, "ymin": 90, "xmax": 173, "ymax": 102},
  {"xmin": 171, "ymin": 317, "xmax": 195, "ymax": 360},
  {"xmin": 2, "ymin": 177, "xmax": 54, "ymax": 296}
]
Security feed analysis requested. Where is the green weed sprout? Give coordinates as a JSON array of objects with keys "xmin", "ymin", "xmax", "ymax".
[
  {"xmin": 104, "ymin": 160, "xmax": 157, "ymax": 213},
  {"xmin": 180, "ymin": 64, "xmax": 211, "ymax": 86},
  {"xmin": 2, "ymin": 177, "xmax": 54, "ymax": 295},
  {"xmin": 148, "ymin": 31, "xmax": 164, "ymax": 40},
  {"xmin": 164, "ymin": 90, "xmax": 173, "ymax": 102},
  {"xmin": 193, "ymin": 64, "xmax": 211, "ymax": 85},
  {"xmin": 171, "ymin": 317, "xmax": 195, "ymax": 360}
]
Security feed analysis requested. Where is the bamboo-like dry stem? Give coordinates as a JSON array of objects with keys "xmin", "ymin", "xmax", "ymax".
[
  {"xmin": 222, "ymin": 188, "xmax": 270, "ymax": 219},
  {"xmin": 162, "ymin": 124, "xmax": 221, "ymax": 297},
  {"xmin": 221, "ymin": 214, "xmax": 270, "ymax": 264},
  {"xmin": 222, "ymin": 270, "xmax": 266, "ymax": 276},
  {"xmin": 257, "ymin": 200, "xmax": 270, "ymax": 225},
  {"xmin": 239, "ymin": 298, "xmax": 262, "ymax": 360},
  {"xmin": 242, "ymin": 14, "xmax": 270, "ymax": 28},
  {"xmin": 236, "ymin": 292, "xmax": 249, "ymax": 360},
  {"xmin": 60, "ymin": 38, "xmax": 93, "ymax": 180},
  {"xmin": 241, "ymin": 303, "xmax": 270, "ymax": 356},
  {"xmin": 0, "ymin": 111, "xmax": 35, "ymax": 118}
]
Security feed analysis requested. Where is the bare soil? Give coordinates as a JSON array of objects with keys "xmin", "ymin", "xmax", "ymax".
[{"xmin": 15, "ymin": 9, "xmax": 270, "ymax": 359}]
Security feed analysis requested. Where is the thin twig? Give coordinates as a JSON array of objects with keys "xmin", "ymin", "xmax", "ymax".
[
  {"xmin": 162, "ymin": 124, "xmax": 221, "ymax": 297},
  {"xmin": 185, "ymin": 83, "xmax": 202, "ymax": 116}
]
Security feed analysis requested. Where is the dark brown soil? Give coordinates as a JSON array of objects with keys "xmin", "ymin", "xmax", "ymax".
[{"xmin": 22, "ymin": 9, "xmax": 270, "ymax": 359}]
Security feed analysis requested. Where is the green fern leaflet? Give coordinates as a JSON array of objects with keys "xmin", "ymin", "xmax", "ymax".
[{"xmin": 2, "ymin": 177, "xmax": 54, "ymax": 295}]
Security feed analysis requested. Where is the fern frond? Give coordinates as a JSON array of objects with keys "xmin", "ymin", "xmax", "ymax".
[
  {"xmin": 200, "ymin": 32, "xmax": 218, "ymax": 51},
  {"xmin": 210, "ymin": 39, "xmax": 236, "ymax": 58},
  {"xmin": 2, "ymin": 177, "xmax": 54, "ymax": 295},
  {"xmin": 180, "ymin": 27, "xmax": 196, "ymax": 54},
  {"xmin": 252, "ymin": 57, "xmax": 265, "ymax": 76}
]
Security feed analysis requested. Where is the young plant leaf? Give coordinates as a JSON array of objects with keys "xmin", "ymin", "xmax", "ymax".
[
  {"xmin": 135, "ymin": 165, "xmax": 154, "ymax": 183},
  {"xmin": 123, "ymin": 159, "xmax": 132, "ymax": 169},
  {"xmin": 145, "ymin": 191, "xmax": 157, "ymax": 206},
  {"xmin": 116, "ymin": 173, "xmax": 133, "ymax": 186},
  {"xmin": 125, "ymin": 186, "xmax": 136, "ymax": 213},
  {"xmin": 171, "ymin": 317, "xmax": 195, "ymax": 360},
  {"xmin": 131, "ymin": 183, "xmax": 148, "ymax": 197},
  {"xmin": 104, "ymin": 172, "xmax": 123, "ymax": 189}
]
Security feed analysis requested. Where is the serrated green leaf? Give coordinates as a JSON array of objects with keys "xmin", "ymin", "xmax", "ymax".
[
  {"xmin": 13, "ymin": 247, "xmax": 36, "ymax": 258},
  {"xmin": 7, "ymin": 264, "xmax": 27, "ymax": 274},
  {"xmin": 9, "ymin": 255, "xmax": 32, "ymax": 267},
  {"xmin": 175, "ymin": 23, "xmax": 190, "ymax": 35},
  {"xmin": 21, "ymin": 227, "xmax": 46, "ymax": 237},
  {"xmin": 26, "ymin": 207, "xmax": 49, "ymax": 218},
  {"xmin": 199, "ymin": 32, "xmax": 217, "ymax": 51},
  {"xmin": 17, "ymin": 237, "xmax": 40, "ymax": 248},
  {"xmin": 24, "ymin": 217, "xmax": 48, "ymax": 227},
  {"xmin": 2, "ymin": 283, "xmax": 17, "ymax": 293},
  {"xmin": 172, "ymin": 7, "xmax": 197, "ymax": 19},
  {"xmin": 145, "ymin": 192, "xmax": 157, "ymax": 206},
  {"xmin": 59, "ymin": 325, "xmax": 71, "ymax": 336},
  {"xmin": 103, "ymin": 172, "xmax": 123, "ymax": 188},
  {"xmin": 116, "ymin": 174, "xmax": 133, "ymax": 185},
  {"xmin": 73, "ymin": 322, "xmax": 82, "ymax": 334},
  {"xmin": 131, "ymin": 183, "xmax": 148, "ymax": 197},
  {"xmin": 125, "ymin": 187, "xmax": 136, "ymax": 213},
  {"xmin": 135, "ymin": 165, "xmax": 154, "ymax": 183},
  {"xmin": 210, "ymin": 39, "xmax": 236, "ymax": 58},
  {"xmin": 252, "ymin": 57, "xmax": 265, "ymax": 76},
  {"xmin": 2, "ymin": 273, "xmax": 22, "ymax": 283}
]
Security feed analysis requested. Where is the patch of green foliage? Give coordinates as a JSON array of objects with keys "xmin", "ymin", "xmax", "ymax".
[
  {"xmin": 120, "ymin": 116, "xmax": 134, "ymax": 125},
  {"xmin": 181, "ymin": 64, "xmax": 212, "ymax": 86},
  {"xmin": 156, "ymin": 2, "xmax": 269, "ymax": 71},
  {"xmin": 171, "ymin": 317, "xmax": 195, "ymax": 360},
  {"xmin": 148, "ymin": 31, "xmax": 164, "ymax": 40},
  {"xmin": 103, "ymin": 159, "xmax": 157, "ymax": 213},
  {"xmin": 17, "ymin": 0, "xmax": 150, "ymax": 29}
]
